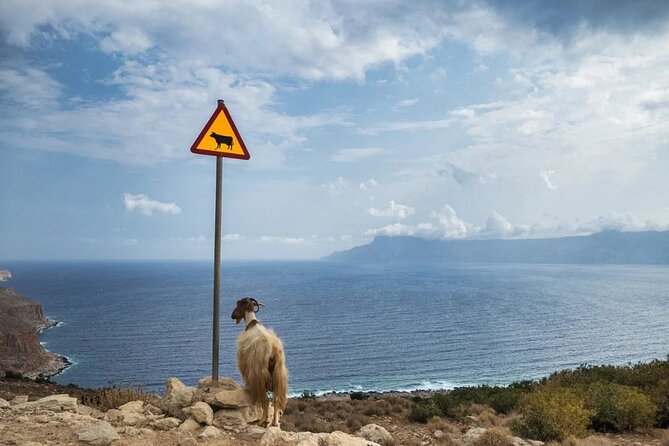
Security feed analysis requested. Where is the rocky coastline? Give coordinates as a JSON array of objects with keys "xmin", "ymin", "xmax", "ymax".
[{"xmin": 0, "ymin": 287, "xmax": 70, "ymax": 379}]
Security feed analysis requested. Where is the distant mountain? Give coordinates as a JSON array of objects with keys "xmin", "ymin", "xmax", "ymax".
[{"xmin": 325, "ymin": 230, "xmax": 669, "ymax": 264}]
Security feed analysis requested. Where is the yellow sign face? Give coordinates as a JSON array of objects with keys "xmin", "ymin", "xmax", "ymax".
[{"xmin": 191, "ymin": 101, "xmax": 250, "ymax": 159}]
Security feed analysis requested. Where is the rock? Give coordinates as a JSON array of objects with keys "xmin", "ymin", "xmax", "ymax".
[
  {"xmin": 324, "ymin": 431, "xmax": 382, "ymax": 446},
  {"xmin": 178, "ymin": 417, "xmax": 201, "ymax": 432},
  {"xmin": 75, "ymin": 421, "xmax": 121, "ymax": 445},
  {"xmin": 11, "ymin": 395, "xmax": 29, "ymax": 405},
  {"xmin": 260, "ymin": 427, "xmax": 320, "ymax": 446},
  {"xmin": 462, "ymin": 427, "xmax": 488, "ymax": 446},
  {"xmin": 153, "ymin": 416, "xmax": 181, "ymax": 430},
  {"xmin": 356, "ymin": 423, "xmax": 393, "ymax": 446},
  {"xmin": 198, "ymin": 425, "xmax": 222, "ymax": 438},
  {"xmin": 78, "ymin": 405, "xmax": 104, "ymax": 419},
  {"xmin": 144, "ymin": 403, "xmax": 163, "ymax": 415},
  {"xmin": 105, "ymin": 409, "xmax": 122, "ymax": 422},
  {"xmin": 212, "ymin": 408, "xmax": 246, "ymax": 429},
  {"xmin": 512, "ymin": 437, "xmax": 534, "ymax": 446},
  {"xmin": 434, "ymin": 430, "xmax": 445, "ymax": 439},
  {"xmin": 122, "ymin": 411, "xmax": 148, "ymax": 426},
  {"xmin": 205, "ymin": 388, "xmax": 253, "ymax": 408},
  {"xmin": 260, "ymin": 427, "xmax": 382, "ymax": 446},
  {"xmin": 188, "ymin": 401, "xmax": 214, "ymax": 425},
  {"xmin": 118, "ymin": 400, "xmax": 144, "ymax": 412},
  {"xmin": 160, "ymin": 377, "xmax": 197, "ymax": 419},
  {"xmin": 197, "ymin": 375, "xmax": 241, "ymax": 391},
  {"xmin": 0, "ymin": 397, "xmax": 10, "ymax": 408},
  {"xmin": 13, "ymin": 394, "xmax": 78, "ymax": 412},
  {"xmin": 528, "ymin": 441, "xmax": 545, "ymax": 446}
]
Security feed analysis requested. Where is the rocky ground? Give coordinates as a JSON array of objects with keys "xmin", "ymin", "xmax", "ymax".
[{"xmin": 1, "ymin": 376, "xmax": 668, "ymax": 446}]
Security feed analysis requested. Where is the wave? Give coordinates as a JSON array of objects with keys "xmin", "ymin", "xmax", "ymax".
[{"xmin": 288, "ymin": 379, "xmax": 460, "ymax": 398}]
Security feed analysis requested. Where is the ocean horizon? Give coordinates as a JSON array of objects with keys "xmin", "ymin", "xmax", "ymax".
[{"xmin": 2, "ymin": 260, "xmax": 668, "ymax": 396}]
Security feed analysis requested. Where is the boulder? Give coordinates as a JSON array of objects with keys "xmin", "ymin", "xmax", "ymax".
[
  {"xmin": 144, "ymin": 403, "xmax": 163, "ymax": 415},
  {"xmin": 78, "ymin": 405, "xmax": 104, "ymax": 419},
  {"xmin": 188, "ymin": 401, "xmax": 214, "ymax": 425},
  {"xmin": 121, "ymin": 411, "xmax": 148, "ymax": 427},
  {"xmin": 462, "ymin": 428, "xmax": 487, "ymax": 446},
  {"xmin": 260, "ymin": 427, "xmax": 382, "ymax": 446},
  {"xmin": 198, "ymin": 376, "xmax": 241, "ymax": 391},
  {"xmin": 118, "ymin": 400, "xmax": 144, "ymax": 413},
  {"xmin": 356, "ymin": 424, "xmax": 394, "ymax": 446},
  {"xmin": 212, "ymin": 408, "xmax": 246, "ymax": 429},
  {"xmin": 10, "ymin": 395, "xmax": 29, "ymax": 405},
  {"xmin": 198, "ymin": 425, "xmax": 222, "ymax": 438},
  {"xmin": 178, "ymin": 417, "xmax": 201, "ymax": 432},
  {"xmin": 326, "ymin": 431, "xmax": 382, "ymax": 446},
  {"xmin": 75, "ymin": 421, "xmax": 120, "ymax": 445},
  {"xmin": 14, "ymin": 394, "xmax": 78, "ymax": 412},
  {"xmin": 205, "ymin": 389, "xmax": 253, "ymax": 408},
  {"xmin": 153, "ymin": 416, "xmax": 181, "ymax": 430},
  {"xmin": 0, "ymin": 397, "xmax": 10, "ymax": 408},
  {"xmin": 105, "ymin": 409, "xmax": 122, "ymax": 422},
  {"xmin": 160, "ymin": 377, "xmax": 196, "ymax": 419}
]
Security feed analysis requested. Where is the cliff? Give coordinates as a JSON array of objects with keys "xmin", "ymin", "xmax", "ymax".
[
  {"xmin": 0, "ymin": 287, "xmax": 68, "ymax": 378},
  {"xmin": 326, "ymin": 230, "xmax": 669, "ymax": 264}
]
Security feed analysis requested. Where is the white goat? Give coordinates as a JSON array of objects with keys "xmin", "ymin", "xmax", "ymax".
[{"xmin": 231, "ymin": 296, "xmax": 288, "ymax": 428}]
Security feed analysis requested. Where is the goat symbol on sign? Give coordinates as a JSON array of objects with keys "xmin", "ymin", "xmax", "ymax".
[{"xmin": 209, "ymin": 132, "xmax": 234, "ymax": 150}]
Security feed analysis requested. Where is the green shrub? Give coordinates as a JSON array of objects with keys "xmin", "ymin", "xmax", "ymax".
[
  {"xmin": 350, "ymin": 391, "xmax": 368, "ymax": 400},
  {"xmin": 4, "ymin": 370, "xmax": 28, "ymax": 381},
  {"xmin": 583, "ymin": 382, "xmax": 656, "ymax": 432},
  {"xmin": 300, "ymin": 390, "xmax": 316, "ymax": 400},
  {"xmin": 409, "ymin": 399, "xmax": 441, "ymax": 423},
  {"xmin": 512, "ymin": 387, "xmax": 593, "ymax": 441},
  {"xmin": 432, "ymin": 385, "xmax": 526, "ymax": 418}
]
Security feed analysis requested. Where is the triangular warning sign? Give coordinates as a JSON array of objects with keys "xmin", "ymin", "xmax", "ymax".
[{"xmin": 191, "ymin": 101, "xmax": 250, "ymax": 159}]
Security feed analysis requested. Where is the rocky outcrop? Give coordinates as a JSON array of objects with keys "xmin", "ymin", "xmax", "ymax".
[
  {"xmin": 0, "ymin": 269, "xmax": 11, "ymax": 281},
  {"xmin": 260, "ymin": 426, "xmax": 383, "ymax": 446},
  {"xmin": 356, "ymin": 423, "xmax": 394, "ymax": 445},
  {"xmin": 0, "ymin": 287, "xmax": 68, "ymax": 378}
]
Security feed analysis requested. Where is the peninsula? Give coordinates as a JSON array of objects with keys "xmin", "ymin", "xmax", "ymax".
[
  {"xmin": 0, "ymin": 287, "xmax": 68, "ymax": 378},
  {"xmin": 326, "ymin": 230, "xmax": 669, "ymax": 264}
]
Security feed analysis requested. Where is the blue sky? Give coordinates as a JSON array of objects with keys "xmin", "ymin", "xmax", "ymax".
[{"xmin": 1, "ymin": 1, "xmax": 668, "ymax": 260}]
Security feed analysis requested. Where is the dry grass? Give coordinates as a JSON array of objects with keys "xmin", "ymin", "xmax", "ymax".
[
  {"xmin": 470, "ymin": 428, "xmax": 514, "ymax": 446},
  {"xmin": 281, "ymin": 395, "xmax": 414, "ymax": 434},
  {"xmin": 427, "ymin": 416, "xmax": 460, "ymax": 435},
  {"xmin": 661, "ymin": 430, "xmax": 669, "ymax": 446},
  {"xmin": 79, "ymin": 383, "xmax": 156, "ymax": 412},
  {"xmin": 561, "ymin": 436, "xmax": 615, "ymax": 446}
]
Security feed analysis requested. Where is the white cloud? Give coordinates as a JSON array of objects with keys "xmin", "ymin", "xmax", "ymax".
[
  {"xmin": 359, "ymin": 178, "xmax": 379, "ymax": 191},
  {"xmin": 331, "ymin": 147, "xmax": 385, "ymax": 163},
  {"xmin": 321, "ymin": 176, "xmax": 349, "ymax": 196},
  {"xmin": 222, "ymin": 234, "xmax": 244, "ymax": 241},
  {"xmin": 396, "ymin": 98, "xmax": 419, "ymax": 107},
  {"xmin": 123, "ymin": 193, "xmax": 181, "ymax": 216},
  {"xmin": 367, "ymin": 201, "xmax": 415, "ymax": 219},
  {"xmin": 258, "ymin": 236, "xmax": 307, "ymax": 245},
  {"xmin": 540, "ymin": 170, "xmax": 558, "ymax": 190}
]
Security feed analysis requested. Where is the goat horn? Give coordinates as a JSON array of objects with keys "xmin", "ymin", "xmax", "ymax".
[{"xmin": 249, "ymin": 297, "xmax": 264, "ymax": 312}]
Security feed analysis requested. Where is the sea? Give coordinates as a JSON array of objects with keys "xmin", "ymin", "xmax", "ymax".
[{"xmin": 2, "ymin": 261, "xmax": 669, "ymax": 396}]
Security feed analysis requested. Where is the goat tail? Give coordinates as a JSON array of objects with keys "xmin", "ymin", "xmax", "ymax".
[{"xmin": 272, "ymin": 351, "xmax": 288, "ymax": 411}]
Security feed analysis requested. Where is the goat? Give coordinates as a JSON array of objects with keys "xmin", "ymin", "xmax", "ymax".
[
  {"xmin": 231, "ymin": 296, "xmax": 288, "ymax": 428},
  {"xmin": 209, "ymin": 132, "xmax": 234, "ymax": 150}
]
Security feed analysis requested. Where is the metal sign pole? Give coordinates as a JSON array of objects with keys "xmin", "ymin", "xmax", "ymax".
[{"xmin": 212, "ymin": 154, "xmax": 223, "ymax": 385}]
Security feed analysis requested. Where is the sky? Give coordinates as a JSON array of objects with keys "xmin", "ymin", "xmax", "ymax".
[{"xmin": 1, "ymin": 0, "xmax": 668, "ymax": 260}]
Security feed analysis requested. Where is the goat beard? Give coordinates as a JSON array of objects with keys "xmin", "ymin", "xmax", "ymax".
[{"xmin": 235, "ymin": 317, "xmax": 242, "ymax": 325}]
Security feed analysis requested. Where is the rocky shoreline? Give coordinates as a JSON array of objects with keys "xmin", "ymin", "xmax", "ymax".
[{"xmin": 0, "ymin": 287, "xmax": 70, "ymax": 379}]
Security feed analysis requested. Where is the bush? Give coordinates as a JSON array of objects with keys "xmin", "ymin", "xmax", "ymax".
[
  {"xmin": 409, "ymin": 399, "xmax": 441, "ymax": 423},
  {"xmin": 583, "ymin": 382, "xmax": 656, "ymax": 432},
  {"xmin": 300, "ymin": 390, "xmax": 316, "ymax": 400},
  {"xmin": 471, "ymin": 429, "xmax": 514, "ymax": 446},
  {"xmin": 350, "ymin": 391, "xmax": 368, "ymax": 400},
  {"xmin": 432, "ymin": 385, "xmax": 526, "ymax": 418},
  {"xmin": 512, "ymin": 387, "xmax": 593, "ymax": 441},
  {"xmin": 79, "ymin": 383, "xmax": 153, "ymax": 412}
]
